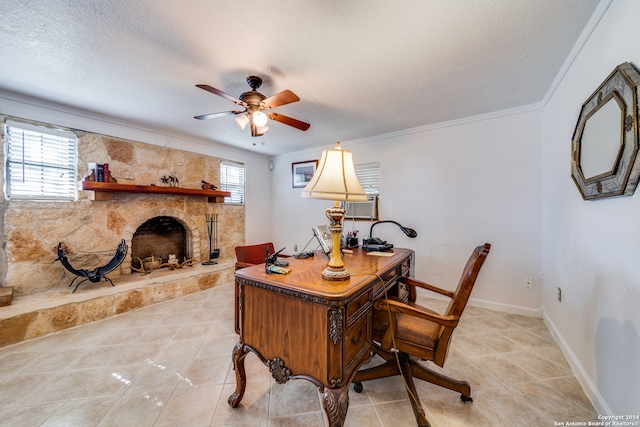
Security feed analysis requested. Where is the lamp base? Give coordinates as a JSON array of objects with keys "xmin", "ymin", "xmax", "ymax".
[
  {"xmin": 322, "ymin": 204, "xmax": 350, "ymax": 281},
  {"xmin": 322, "ymin": 265, "xmax": 350, "ymax": 281}
]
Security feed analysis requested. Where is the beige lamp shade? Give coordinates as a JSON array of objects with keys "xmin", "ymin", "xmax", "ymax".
[{"xmin": 301, "ymin": 142, "xmax": 368, "ymax": 202}]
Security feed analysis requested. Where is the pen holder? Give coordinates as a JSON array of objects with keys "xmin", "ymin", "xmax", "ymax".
[{"xmin": 346, "ymin": 237, "xmax": 359, "ymax": 248}]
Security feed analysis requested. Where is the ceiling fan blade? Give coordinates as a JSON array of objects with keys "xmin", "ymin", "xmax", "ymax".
[
  {"xmin": 194, "ymin": 110, "xmax": 243, "ymax": 120},
  {"xmin": 268, "ymin": 112, "xmax": 310, "ymax": 131},
  {"xmin": 196, "ymin": 84, "xmax": 247, "ymax": 106},
  {"xmin": 262, "ymin": 90, "xmax": 300, "ymax": 109}
]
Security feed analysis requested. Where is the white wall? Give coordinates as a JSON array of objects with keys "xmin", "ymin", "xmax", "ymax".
[
  {"xmin": 0, "ymin": 91, "xmax": 274, "ymax": 250},
  {"xmin": 272, "ymin": 107, "xmax": 543, "ymax": 315},
  {"xmin": 541, "ymin": 0, "xmax": 640, "ymax": 415}
]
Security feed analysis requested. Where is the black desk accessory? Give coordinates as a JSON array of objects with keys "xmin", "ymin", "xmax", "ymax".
[
  {"xmin": 265, "ymin": 246, "xmax": 290, "ymax": 274},
  {"xmin": 362, "ymin": 220, "xmax": 418, "ymax": 251}
]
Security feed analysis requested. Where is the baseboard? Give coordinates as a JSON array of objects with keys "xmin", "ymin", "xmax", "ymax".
[
  {"xmin": 417, "ymin": 286, "xmax": 609, "ymax": 414},
  {"xmin": 541, "ymin": 308, "xmax": 610, "ymax": 415},
  {"xmin": 415, "ymin": 290, "xmax": 542, "ymax": 317},
  {"xmin": 468, "ymin": 296, "xmax": 542, "ymax": 317}
]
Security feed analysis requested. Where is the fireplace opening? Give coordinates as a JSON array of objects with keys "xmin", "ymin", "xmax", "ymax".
[{"xmin": 131, "ymin": 216, "xmax": 187, "ymax": 266}]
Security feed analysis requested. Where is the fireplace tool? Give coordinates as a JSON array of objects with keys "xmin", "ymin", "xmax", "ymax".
[{"xmin": 203, "ymin": 213, "xmax": 220, "ymax": 265}]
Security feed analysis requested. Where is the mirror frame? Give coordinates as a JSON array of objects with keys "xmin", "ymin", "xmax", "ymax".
[{"xmin": 571, "ymin": 62, "xmax": 640, "ymax": 200}]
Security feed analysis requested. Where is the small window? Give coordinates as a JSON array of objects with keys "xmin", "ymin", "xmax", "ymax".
[
  {"xmin": 355, "ymin": 162, "xmax": 380, "ymax": 196},
  {"xmin": 220, "ymin": 162, "xmax": 245, "ymax": 204},
  {"xmin": 4, "ymin": 120, "xmax": 78, "ymax": 201},
  {"xmin": 345, "ymin": 162, "xmax": 380, "ymax": 220}
]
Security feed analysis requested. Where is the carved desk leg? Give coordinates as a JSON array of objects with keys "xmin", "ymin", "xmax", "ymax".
[
  {"xmin": 322, "ymin": 385, "xmax": 349, "ymax": 427},
  {"xmin": 228, "ymin": 342, "xmax": 248, "ymax": 407}
]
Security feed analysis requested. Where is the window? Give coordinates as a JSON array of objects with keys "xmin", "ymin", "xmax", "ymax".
[
  {"xmin": 4, "ymin": 120, "xmax": 77, "ymax": 201},
  {"xmin": 345, "ymin": 162, "xmax": 380, "ymax": 220},
  {"xmin": 220, "ymin": 162, "xmax": 245, "ymax": 204},
  {"xmin": 355, "ymin": 162, "xmax": 380, "ymax": 196}
]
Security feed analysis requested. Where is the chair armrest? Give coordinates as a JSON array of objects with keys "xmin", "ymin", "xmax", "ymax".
[
  {"xmin": 374, "ymin": 298, "xmax": 459, "ymax": 328},
  {"xmin": 398, "ymin": 276, "xmax": 455, "ymax": 299}
]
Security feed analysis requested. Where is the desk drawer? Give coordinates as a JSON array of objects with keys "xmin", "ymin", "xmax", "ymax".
[
  {"xmin": 379, "ymin": 267, "xmax": 399, "ymax": 283},
  {"xmin": 344, "ymin": 313, "xmax": 370, "ymax": 372},
  {"xmin": 400, "ymin": 257, "xmax": 412, "ymax": 276},
  {"xmin": 372, "ymin": 269, "xmax": 398, "ymax": 299},
  {"xmin": 346, "ymin": 290, "xmax": 371, "ymax": 323}
]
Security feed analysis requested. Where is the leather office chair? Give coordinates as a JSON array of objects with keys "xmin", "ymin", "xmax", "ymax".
[
  {"xmin": 234, "ymin": 242, "xmax": 288, "ymax": 334},
  {"xmin": 353, "ymin": 243, "xmax": 491, "ymax": 427}
]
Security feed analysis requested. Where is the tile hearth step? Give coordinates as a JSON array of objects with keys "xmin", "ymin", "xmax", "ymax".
[{"xmin": 0, "ymin": 262, "xmax": 234, "ymax": 348}]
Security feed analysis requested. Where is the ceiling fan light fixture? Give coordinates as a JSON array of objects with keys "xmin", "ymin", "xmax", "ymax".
[
  {"xmin": 234, "ymin": 114, "xmax": 249, "ymax": 130},
  {"xmin": 195, "ymin": 78, "xmax": 309, "ymax": 134},
  {"xmin": 253, "ymin": 111, "xmax": 268, "ymax": 127}
]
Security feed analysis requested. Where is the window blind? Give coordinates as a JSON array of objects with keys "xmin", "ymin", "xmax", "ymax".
[
  {"xmin": 355, "ymin": 162, "xmax": 380, "ymax": 195},
  {"xmin": 5, "ymin": 121, "xmax": 77, "ymax": 201},
  {"xmin": 220, "ymin": 162, "xmax": 245, "ymax": 204}
]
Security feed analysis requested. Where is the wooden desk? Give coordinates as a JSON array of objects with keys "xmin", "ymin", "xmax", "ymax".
[{"xmin": 229, "ymin": 247, "xmax": 414, "ymax": 427}]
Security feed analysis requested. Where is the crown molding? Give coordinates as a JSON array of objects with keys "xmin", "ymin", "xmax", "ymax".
[
  {"xmin": 541, "ymin": 0, "xmax": 614, "ymax": 107},
  {"xmin": 275, "ymin": 102, "xmax": 541, "ymax": 160}
]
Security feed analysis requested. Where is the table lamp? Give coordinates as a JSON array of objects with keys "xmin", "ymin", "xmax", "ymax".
[{"xmin": 302, "ymin": 142, "xmax": 368, "ymax": 281}]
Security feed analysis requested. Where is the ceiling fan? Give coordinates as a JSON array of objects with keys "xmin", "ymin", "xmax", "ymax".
[{"xmin": 194, "ymin": 76, "xmax": 310, "ymax": 137}]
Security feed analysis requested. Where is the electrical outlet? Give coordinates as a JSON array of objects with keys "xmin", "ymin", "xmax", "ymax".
[
  {"xmin": 293, "ymin": 244, "xmax": 298, "ymax": 252},
  {"xmin": 524, "ymin": 277, "xmax": 533, "ymax": 288},
  {"xmin": 557, "ymin": 287, "xmax": 562, "ymax": 302}
]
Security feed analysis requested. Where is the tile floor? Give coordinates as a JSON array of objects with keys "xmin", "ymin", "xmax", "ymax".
[{"xmin": 0, "ymin": 283, "xmax": 598, "ymax": 426}]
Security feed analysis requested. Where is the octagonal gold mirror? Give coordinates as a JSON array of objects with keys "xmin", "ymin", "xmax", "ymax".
[{"xmin": 571, "ymin": 62, "xmax": 640, "ymax": 200}]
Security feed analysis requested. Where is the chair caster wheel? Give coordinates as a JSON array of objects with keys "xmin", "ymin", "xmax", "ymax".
[
  {"xmin": 460, "ymin": 394, "xmax": 473, "ymax": 403},
  {"xmin": 353, "ymin": 382, "xmax": 363, "ymax": 393}
]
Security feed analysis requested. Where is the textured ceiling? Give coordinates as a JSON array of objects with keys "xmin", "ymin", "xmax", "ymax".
[{"xmin": 0, "ymin": 0, "xmax": 600, "ymax": 156}]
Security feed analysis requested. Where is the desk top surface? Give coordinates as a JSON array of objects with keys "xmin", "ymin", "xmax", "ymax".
[{"xmin": 235, "ymin": 247, "xmax": 413, "ymax": 300}]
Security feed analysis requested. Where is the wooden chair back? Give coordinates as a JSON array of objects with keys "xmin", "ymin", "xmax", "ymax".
[
  {"xmin": 434, "ymin": 243, "xmax": 491, "ymax": 365},
  {"xmin": 443, "ymin": 243, "xmax": 491, "ymax": 318}
]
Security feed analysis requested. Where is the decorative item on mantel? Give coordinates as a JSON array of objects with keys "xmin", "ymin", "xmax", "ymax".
[
  {"xmin": 85, "ymin": 162, "xmax": 117, "ymax": 183},
  {"xmin": 201, "ymin": 180, "xmax": 217, "ymax": 190},
  {"xmin": 202, "ymin": 213, "xmax": 220, "ymax": 265},
  {"xmin": 160, "ymin": 171, "xmax": 179, "ymax": 187}
]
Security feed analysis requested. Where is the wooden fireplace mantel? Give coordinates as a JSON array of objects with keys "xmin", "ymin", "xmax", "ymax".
[{"xmin": 81, "ymin": 181, "xmax": 232, "ymax": 203}]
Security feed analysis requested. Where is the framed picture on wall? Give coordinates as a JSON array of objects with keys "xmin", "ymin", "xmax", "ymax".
[{"xmin": 292, "ymin": 160, "xmax": 318, "ymax": 188}]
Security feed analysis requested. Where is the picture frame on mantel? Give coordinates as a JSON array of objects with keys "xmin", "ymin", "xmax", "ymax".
[{"xmin": 292, "ymin": 160, "xmax": 318, "ymax": 188}]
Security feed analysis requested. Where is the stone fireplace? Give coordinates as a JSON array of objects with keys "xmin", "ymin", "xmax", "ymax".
[
  {"xmin": 124, "ymin": 209, "xmax": 200, "ymax": 274},
  {"xmin": 0, "ymin": 122, "xmax": 245, "ymax": 347},
  {"xmin": 132, "ymin": 216, "xmax": 189, "ymax": 267}
]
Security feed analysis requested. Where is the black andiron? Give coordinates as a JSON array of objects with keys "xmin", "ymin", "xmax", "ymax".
[{"xmin": 55, "ymin": 239, "xmax": 128, "ymax": 293}]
